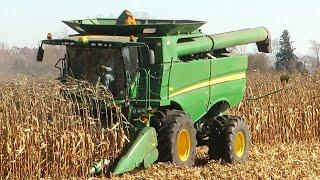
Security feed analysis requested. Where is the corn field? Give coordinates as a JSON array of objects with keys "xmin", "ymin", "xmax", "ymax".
[
  {"xmin": 0, "ymin": 71, "xmax": 319, "ymax": 179},
  {"xmin": 0, "ymin": 78, "xmax": 129, "ymax": 179},
  {"xmin": 231, "ymin": 71, "xmax": 320, "ymax": 144}
]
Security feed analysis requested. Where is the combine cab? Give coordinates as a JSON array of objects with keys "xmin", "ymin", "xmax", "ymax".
[{"xmin": 37, "ymin": 10, "xmax": 271, "ymax": 175}]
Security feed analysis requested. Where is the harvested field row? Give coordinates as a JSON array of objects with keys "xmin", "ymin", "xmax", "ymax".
[
  {"xmin": 116, "ymin": 142, "xmax": 320, "ymax": 180},
  {"xmin": 0, "ymin": 72, "xmax": 319, "ymax": 179}
]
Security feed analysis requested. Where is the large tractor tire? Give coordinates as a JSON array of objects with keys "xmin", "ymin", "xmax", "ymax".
[
  {"xmin": 157, "ymin": 110, "xmax": 197, "ymax": 167},
  {"xmin": 209, "ymin": 115, "xmax": 250, "ymax": 163}
]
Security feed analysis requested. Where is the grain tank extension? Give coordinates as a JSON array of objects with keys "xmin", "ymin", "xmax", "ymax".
[{"xmin": 36, "ymin": 10, "xmax": 271, "ymax": 176}]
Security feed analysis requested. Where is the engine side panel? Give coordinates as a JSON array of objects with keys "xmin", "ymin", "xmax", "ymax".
[{"xmin": 168, "ymin": 55, "xmax": 247, "ymax": 122}]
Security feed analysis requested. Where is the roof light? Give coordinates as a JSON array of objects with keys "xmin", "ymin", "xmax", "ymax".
[
  {"xmin": 143, "ymin": 28, "xmax": 156, "ymax": 34},
  {"xmin": 78, "ymin": 36, "xmax": 88, "ymax": 44}
]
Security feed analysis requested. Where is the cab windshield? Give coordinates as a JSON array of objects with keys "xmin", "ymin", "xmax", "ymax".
[{"xmin": 66, "ymin": 46, "xmax": 139, "ymax": 99}]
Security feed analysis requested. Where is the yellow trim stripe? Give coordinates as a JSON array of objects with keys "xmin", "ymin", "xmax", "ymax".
[{"xmin": 169, "ymin": 72, "xmax": 246, "ymax": 98}]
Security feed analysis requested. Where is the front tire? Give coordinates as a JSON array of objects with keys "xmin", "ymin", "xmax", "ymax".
[
  {"xmin": 209, "ymin": 115, "xmax": 250, "ymax": 163},
  {"xmin": 157, "ymin": 110, "xmax": 197, "ymax": 167}
]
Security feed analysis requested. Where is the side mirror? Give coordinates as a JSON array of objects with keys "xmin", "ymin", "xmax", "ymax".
[
  {"xmin": 37, "ymin": 46, "xmax": 44, "ymax": 62},
  {"xmin": 148, "ymin": 50, "xmax": 155, "ymax": 65}
]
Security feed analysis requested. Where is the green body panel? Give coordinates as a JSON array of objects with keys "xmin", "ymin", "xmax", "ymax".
[
  {"xmin": 170, "ymin": 86, "xmax": 209, "ymax": 121},
  {"xmin": 113, "ymin": 127, "xmax": 158, "ymax": 175},
  {"xmin": 209, "ymin": 79, "xmax": 246, "ymax": 107},
  {"xmin": 166, "ymin": 55, "xmax": 247, "ymax": 121},
  {"xmin": 209, "ymin": 55, "xmax": 248, "ymax": 108},
  {"xmin": 167, "ymin": 60, "xmax": 211, "ymax": 120}
]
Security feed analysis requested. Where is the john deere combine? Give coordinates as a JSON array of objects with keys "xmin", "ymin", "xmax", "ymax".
[{"xmin": 37, "ymin": 10, "xmax": 271, "ymax": 175}]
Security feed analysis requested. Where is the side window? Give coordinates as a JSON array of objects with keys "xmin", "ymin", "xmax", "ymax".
[{"xmin": 122, "ymin": 47, "xmax": 139, "ymax": 81}]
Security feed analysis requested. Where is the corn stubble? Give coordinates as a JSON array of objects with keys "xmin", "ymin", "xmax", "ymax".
[
  {"xmin": 117, "ymin": 143, "xmax": 319, "ymax": 180},
  {"xmin": 1, "ymin": 71, "xmax": 320, "ymax": 179}
]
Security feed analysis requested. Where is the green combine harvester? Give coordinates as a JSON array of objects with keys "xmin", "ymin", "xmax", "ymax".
[{"xmin": 37, "ymin": 10, "xmax": 271, "ymax": 175}]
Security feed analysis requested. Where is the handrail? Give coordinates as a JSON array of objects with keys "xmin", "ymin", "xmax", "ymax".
[
  {"xmin": 55, "ymin": 55, "xmax": 66, "ymax": 77},
  {"xmin": 147, "ymin": 70, "xmax": 151, "ymax": 109},
  {"xmin": 134, "ymin": 62, "xmax": 174, "ymax": 111},
  {"xmin": 167, "ymin": 58, "xmax": 174, "ymax": 100}
]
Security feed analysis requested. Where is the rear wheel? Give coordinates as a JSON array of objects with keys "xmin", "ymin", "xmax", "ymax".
[
  {"xmin": 209, "ymin": 115, "xmax": 250, "ymax": 163},
  {"xmin": 157, "ymin": 110, "xmax": 197, "ymax": 167}
]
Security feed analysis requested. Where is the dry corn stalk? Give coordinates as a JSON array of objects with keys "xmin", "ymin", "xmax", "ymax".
[
  {"xmin": 231, "ymin": 71, "xmax": 320, "ymax": 144},
  {"xmin": 0, "ymin": 77, "xmax": 129, "ymax": 179},
  {"xmin": 0, "ymin": 71, "xmax": 319, "ymax": 179}
]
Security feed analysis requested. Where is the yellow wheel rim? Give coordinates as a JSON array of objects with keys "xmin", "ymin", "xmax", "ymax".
[
  {"xmin": 177, "ymin": 129, "xmax": 191, "ymax": 161},
  {"xmin": 235, "ymin": 131, "xmax": 245, "ymax": 157}
]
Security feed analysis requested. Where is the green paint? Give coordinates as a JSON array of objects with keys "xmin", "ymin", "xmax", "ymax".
[
  {"xmin": 212, "ymin": 27, "xmax": 269, "ymax": 50},
  {"xmin": 113, "ymin": 127, "xmax": 158, "ymax": 175},
  {"xmin": 167, "ymin": 72, "xmax": 247, "ymax": 121},
  {"xmin": 177, "ymin": 36, "xmax": 214, "ymax": 57}
]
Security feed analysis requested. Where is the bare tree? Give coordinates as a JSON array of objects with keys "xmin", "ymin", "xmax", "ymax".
[
  {"xmin": 310, "ymin": 40, "xmax": 320, "ymax": 69},
  {"xmin": 272, "ymin": 38, "xmax": 279, "ymax": 54},
  {"xmin": 56, "ymin": 27, "xmax": 69, "ymax": 39},
  {"xmin": 300, "ymin": 55, "xmax": 317, "ymax": 73},
  {"xmin": 248, "ymin": 53, "xmax": 271, "ymax": 71}
]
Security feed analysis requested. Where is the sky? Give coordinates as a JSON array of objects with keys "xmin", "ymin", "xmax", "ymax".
[{"xmin": 1, "ymin": 0, "xmax": 320, "ymax": 55}]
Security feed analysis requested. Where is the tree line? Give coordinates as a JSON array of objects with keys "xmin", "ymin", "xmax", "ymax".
[
  {"xmin": 0, "ymin": 29, "xmax": 319, "ymax": 75},
  {"xmin": 0, "ymin": 44, "xmax": 63, "ymax": 75},
  {"xmin": 247, "ymin": 30, "xmax": 320, "ymax": 73}
]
